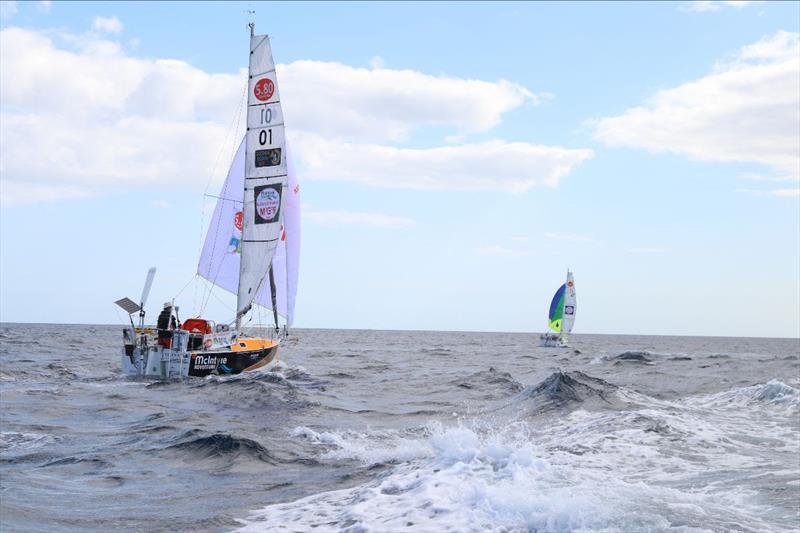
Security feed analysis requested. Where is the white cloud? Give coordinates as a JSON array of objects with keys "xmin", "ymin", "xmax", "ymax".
[
  {"xmin": 279, "ymin": 59, "xmax": 540, "ymax": 142},
  {"xmin": 770, "ymin": 188, "xmax": 800, "ymax": 198},
  {"xmin": 594, "ymin": 31, "xmax": 800, "ymax": 181},
  {"xmin": 0, "ymin": 25, "xmax": 590, "ymax": 207},
  {"xmin": 474, "ymin": 245, "xmax": 529, "ymax": 256},
  {"xmin": 369, "ymin": 55, "xmax": 384, "ymax": 69},
  {"xmin": 304, "ymin": 209, "xmax": 416, "ymax": 227},
  {"xmin": 37, "ymin": 1, "xmax": 51, "ymax": 13},
  {"xmin": 544, "ymin": 232, "xmax": 594, "ymax": 243},
  {"xmin": 630, "ymin": 246, "xmax": 670, "ymax": 254},
  {"xmin": 735, "ymin": 187, "xmax": 800, "ymax": 198},
  {"xmin": 0, "ymin": 181, "xmax": 94, "ymax": 208},
  {"xmin": 739, "ymin": 172, "xmax": 799, "ymax": 183},
  {"xmin": 682, "ymin": 1, "xmax": 762, "ymax": 12},
  {"xmin": 0, "ymin": 1, "xmax": 17, "ymax": 18},
  {"xmin": 92, "ymin": 16, "xmax": 123, "ymax": 34},
  {"xmin": 293, "ymin": 132, "xmax": 593, "ymax": 192}
]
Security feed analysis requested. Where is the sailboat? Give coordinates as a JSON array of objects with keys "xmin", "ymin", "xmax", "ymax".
[
  {"xmin": 539, "ymin": 270, "xmax": 576, "ymax": 348},
  {"xmin": 115, "ymin": 23, "xmax": 300, "ymax": 378}
]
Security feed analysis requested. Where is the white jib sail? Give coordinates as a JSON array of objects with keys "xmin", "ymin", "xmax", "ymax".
[
  {"xmin": 197, "ymin": 138, "xmax": 300, "ymax": 325},
  {"xmin": 562, "ymin": 270, "xmax": 577, "ymax": 334},
  {"xmin": 238, "ymin": 32, "xmax": 289, "ymax": 319}
]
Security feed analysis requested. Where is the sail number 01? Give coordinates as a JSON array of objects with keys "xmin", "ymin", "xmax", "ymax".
[{"xmin": 258, "ymin": 107, "xmax": 274, "ymax": 145}]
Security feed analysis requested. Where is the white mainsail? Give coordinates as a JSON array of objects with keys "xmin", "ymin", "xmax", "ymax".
[
  {"xmin": 238, "ymin": 32, "xmax": 287, "ymax": 320},
  {"xmin": 562, "ymin": 271, "xmax": 577, "ymax": 334},
  {"xmin": 197, "ymin": 30, "xmax": 300, "ymax": 326}
]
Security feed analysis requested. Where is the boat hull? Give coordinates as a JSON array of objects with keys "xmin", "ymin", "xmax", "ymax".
[
  {"xmin": 538, "ymin": 335, "xmax": 569, "ymax": 348},
  {"xmin": 187, "ymin": 345, "xmax": 278, "ymax": 377},
  {"xmin": 120, "ymin": 342, "xmax": 279, "ymax": 379}
]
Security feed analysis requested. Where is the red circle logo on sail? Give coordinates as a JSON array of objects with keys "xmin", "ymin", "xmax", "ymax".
[
  {"xmin": 567, "ymin": 281, "xmax": 574, "ymax": 287},
  {"xmin": 234, "ymin": 211, "xmax": 243, "ymax": 230},
  {"xmin": 253, "ymin": 78, "xmax": 274, "ymax": 101}
]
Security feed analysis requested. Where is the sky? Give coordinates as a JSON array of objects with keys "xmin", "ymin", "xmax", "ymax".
[{"xmin": 0, "ymin": 0, "xmax": 798, "ymax": 337}]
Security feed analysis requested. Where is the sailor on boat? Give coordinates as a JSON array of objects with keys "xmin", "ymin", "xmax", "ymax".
[{"xmin": 156, "ymin": 303, "xmax": 179, "ymax": 349}]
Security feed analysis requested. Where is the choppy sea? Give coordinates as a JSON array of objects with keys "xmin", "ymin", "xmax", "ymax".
[{"xmin": 0, "ymin": 323, "xmax": 798, "ymax": 532}]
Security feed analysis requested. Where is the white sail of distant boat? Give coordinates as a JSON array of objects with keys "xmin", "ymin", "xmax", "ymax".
[{"xmin": 540, "ymin": 270, "xmax": 576, "ymax": 348}]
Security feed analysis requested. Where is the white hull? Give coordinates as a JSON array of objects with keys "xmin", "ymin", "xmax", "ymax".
[
  {"xmin": 121, "ymin": 345, "xmax": 192, "ymax": 379},
  {"xmin": 120, "ymin": 328, "xmax": 279, "ymax": 379},
  {"xmin": 539, "ymin": 334, "xmax": 569, "ymax": 348}
]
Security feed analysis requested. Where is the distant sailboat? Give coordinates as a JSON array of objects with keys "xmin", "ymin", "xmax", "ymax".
[
  {"xmin": 539, "ymin": 270, "xmax": 576, "ymax": 348},
  {"xmin": 115, "ymin": 23, "xmax": 300, "ymax": 378}
]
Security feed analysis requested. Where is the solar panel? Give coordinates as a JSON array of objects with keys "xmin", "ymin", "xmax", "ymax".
[{"xmin": 114, "ymin": 297, "xmax": 141, "ymax": 314}]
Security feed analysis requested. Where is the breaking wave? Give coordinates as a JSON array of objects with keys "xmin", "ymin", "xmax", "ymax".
[
  {"xmin": 238, "ymin": 422, "xmax": 782, "ymax": 532},
  {"xmin": 166, "ymin": 431, "xmax": 276, "ymax": 464}
]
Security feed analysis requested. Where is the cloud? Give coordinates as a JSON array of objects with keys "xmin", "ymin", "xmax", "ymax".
[
  {"xmin": 369, "ymin": 56, "xmax": 384, "ymax": 69},
  {"xmin": 0, "ymin": 1, "xmax": 17, "ymax": 18},
  {"xmin": 0, "ymin": 181, "xmax": 94, "ymax": 208},
  {"xmin": 544, "ymin": 232, "xmax": 594, "ymax": 243},
  {"xmin": 630, "ymin": 246, "xmax": 670, "ymax": 253},
  {"xmin": 0, "ymin": 25, "xmax": 590, "ymax": 207},
  {"xmin": 593, "ymin": 31, "xmax": 800, "ymax": 181},
  {"xmin": 37, "ymin": 0, "xmax": 50, "ymax": 13},
  {"xmin": 293, "ymin": 132, "xmax": 593, "ymax": 192},
  {"xmin": 474, "ymin": 245, "xmax": 529, "ymax": 256},
  {"xmin": 739, "ymin": 172, "xmax": 799, "ymax": 183},
  {"xmin": 279, "ymin": 59, "xmax": 540, "ymax": 142},
  {"xmin": 304, "ymin": 208, "xmax": 417, "ymax": 227},
  {"xmin": 92, "ymin": 16, "xmax": 123, "ymax": 34},
  {"xmin": 735, "ymin": 188, "xmax": 800, "ymax": 198},
  {"xmin": 682, "ymin": 1, "xmax": 762, "ymax": 12}
]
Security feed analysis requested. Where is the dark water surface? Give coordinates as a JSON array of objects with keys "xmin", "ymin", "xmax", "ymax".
[{"xmin": 1, "ymin": 324, "xmax": 798, "ymax": 532}]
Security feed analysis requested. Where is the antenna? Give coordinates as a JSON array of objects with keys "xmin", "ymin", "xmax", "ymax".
[
  {"xmin": 140, "ymin": 267, "xmax": 157, "ymax": 308},
  {"xmin": 139, "ymin": 267, "xmax": 156, "ymax": 328},
  {"xmin": 246, "ymin": 9, "xmax": 255, "ymax": 37}
]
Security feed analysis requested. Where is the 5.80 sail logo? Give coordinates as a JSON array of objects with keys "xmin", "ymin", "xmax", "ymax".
[{"xmin": 253, "ymin": 78, "xmax": 275, "ymax": 101}]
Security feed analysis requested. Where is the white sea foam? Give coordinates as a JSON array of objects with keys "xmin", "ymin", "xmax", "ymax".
[
  {"xmin": 291, "ymin": 425, "xmax": 430, "ymax": 464},
  {"xmin": 0, "ymin": 431, "xmax": 57, "ymax": 452},
  {"xmin": 238, "ymin": 417, "xmax": 788, "ymax": 532}
]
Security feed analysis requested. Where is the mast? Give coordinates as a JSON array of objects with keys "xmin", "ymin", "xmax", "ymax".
[
  {"xmin": 235, "ymin": 22, "xmax": 289, "ymax": 331},
  {"xmin": 268, "ymin": 265, "xmax": 279, "ymax": 332}
]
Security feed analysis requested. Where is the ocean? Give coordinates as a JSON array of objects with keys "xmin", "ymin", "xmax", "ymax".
[{"xmin": 1, "ymin": 323, "xmax": 798, "ymax": 532}]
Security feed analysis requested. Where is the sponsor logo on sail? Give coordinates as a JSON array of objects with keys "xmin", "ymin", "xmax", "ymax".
[
  {"xmin": 565, "ymin": 305, "xmax": 574, "ymax": 315},
  {"xmin": 229, "ymin": 211, "xmax": 243, "ymax": 253},
  {"xmin": 254, "ymin": 78, "xmax": 275, "ymax": 101},
  {"xmin": 254, "ymin": 184, "xmax": 282, "ymax": 224}
]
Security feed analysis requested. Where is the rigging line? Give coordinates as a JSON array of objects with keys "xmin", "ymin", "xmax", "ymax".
[
  {"xmin": 207, "ymin": 283, "xmax": 237, "ymax": 313},
  {"xmin": 203, "ymin": 193, "xmax": 243, "ymax": 204},
  {"xmin": 173, "ymin": 273, "xmax": 198, "ymax": 302},
  {"xmin": 196, "ymin": 78, "xmax": 248, "ymax": 316},
  {"xmin": 200, "ymin": 82, "xmax": 248, "ymax": 316}
]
